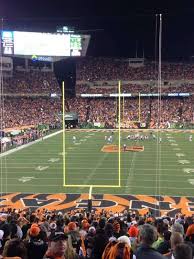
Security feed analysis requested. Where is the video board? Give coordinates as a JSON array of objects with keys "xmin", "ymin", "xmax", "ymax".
[{"xmin": 1, "ymin": 31, "xmax": 83, "ymax": 57}]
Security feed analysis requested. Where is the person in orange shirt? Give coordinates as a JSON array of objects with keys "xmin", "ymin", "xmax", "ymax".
[{"xmin": 185, "ymin": 218, "xmax": 194, "ymax": 242}]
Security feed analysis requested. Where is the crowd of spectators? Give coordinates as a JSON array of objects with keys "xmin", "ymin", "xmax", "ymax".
[
  {"xmin": 68, "ymin": 98, "xmax": 89, "ymax": 124},
  {"xmin": 1, "ymin": 60, "xmax": 194, "ymax": 130},
  {"xmin": 77, "ymin": 57, "xmax": 194, "ymax": 81},
  {"xmin": 88, "ymin": 99, "xmax": 117, "ymax": 128},
  {"xmin": 2, "ymin": 95, "xmax": 194, "ymax": 129},
  {"xmin": 76, "ymin": 83, "xmax": 194, "ymax": 95},
  {"xmin": 2, "ymin": 97, "xmax": 62, "ymax": 129},
  {"xmin": 4, "ymin": 71, "xmax": 60, "ymax": 94},
  {"xmin": 0, "ymin": 208, "xmax": 194, "ymax": 259},
  {"xmin": 66, "ymin": 97, "xmax": 194, "ymax": 128}
]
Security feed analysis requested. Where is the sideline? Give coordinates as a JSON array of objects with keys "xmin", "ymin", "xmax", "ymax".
[
  {"xmin": 0, "ymin": 130, "xmax": 63, "ymax": 158},
  {"xmin": 66, "ymin": 128, "xmax": 194, "ymax": 133}
]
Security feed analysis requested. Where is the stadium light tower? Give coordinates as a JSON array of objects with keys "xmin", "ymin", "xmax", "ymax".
[{"xmin": 56, "ymin": 26, "xmax": 74, "ymax": 34}]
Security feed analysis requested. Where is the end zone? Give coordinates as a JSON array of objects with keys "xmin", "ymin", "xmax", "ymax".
[{"xmin": 101, "ymin": 145, "xmax": 144, "ymax": 152}]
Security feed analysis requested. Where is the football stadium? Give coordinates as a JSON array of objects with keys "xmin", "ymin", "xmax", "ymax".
[{"xmin": 1, "ymin": 6, "xmax": 194, "ymax": 259}]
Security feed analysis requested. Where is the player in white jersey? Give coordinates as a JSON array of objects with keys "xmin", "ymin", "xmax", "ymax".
[
  {"xmin": 153, "ymin": 134, "xmax": 156, "ymax": 140},
  {"xmin": 159, "ymin": 137, "xmax": 162, "ymax": 143},
  {"xmin": 107, "ymin": 135, "xmax": 112, "ymax": 144},
  {"xmin": 189, "ymin": 135, "xmax": 192, "ymax": 142},
  {"xmin": 123, "ymin": 144, "xmax": 127, "ymax": 152},
  {"xmin": 73, "ymin": 136, "xmax": 76, "ymax": 144}
]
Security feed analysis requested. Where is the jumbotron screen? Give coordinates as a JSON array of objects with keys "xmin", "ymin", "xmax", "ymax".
[{"xmin": 1, "ymin": 31, "xmax": 83, "ymax": 57}]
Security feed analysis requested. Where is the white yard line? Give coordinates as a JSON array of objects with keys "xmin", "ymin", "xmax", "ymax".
[
  {"xmin": 0, "ymin": 177, "xmax": 190, "ymax": 183},
  {"xmin": 2, "ymin": 172, "xmax": 193, "ymax": 177},
  {"xmin": 0, "ymin": 130, "xmax": 63, "ymax": 158},
  {"xmin": 125, "ymin": 152, "xmax": 137, "ymax": 194},
  {"xmin": 2, "ymin": 167, "xmax": 188, "ymax": 171},
  {"xmin": 5, "ymin": 184, "xmax": 194, "ymax": 190}
]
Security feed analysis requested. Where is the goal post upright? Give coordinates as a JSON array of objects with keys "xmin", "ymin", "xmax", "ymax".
[
  {"xmin": 122, "ymin": 94, "xmax": 125, "ymax": 122},
  {"xmin": 62, "ymin": 81, "xmax": 66, "ymax": 186},
  {"xmin": 138, "ymin": 92, "xmax": 141, "ymax": 122},
  {"xmin": 118, "ymin": 80, "xmax": 121, "ymax": 187}
]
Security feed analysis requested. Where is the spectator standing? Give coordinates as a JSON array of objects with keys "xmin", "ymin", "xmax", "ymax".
[{"xmin": 135, "ymin": 224, "xmax": 165, "ymax": 259}]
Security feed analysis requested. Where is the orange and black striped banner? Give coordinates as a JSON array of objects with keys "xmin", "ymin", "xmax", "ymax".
[{"xmin": 0, "ymin": 193, "xmax": 194, "ymax": 217}]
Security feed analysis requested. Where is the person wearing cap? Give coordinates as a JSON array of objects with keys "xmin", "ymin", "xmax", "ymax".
[
  {"xmin": 44, "ymin": 231, "xmax": 68, "ymax": 259},
  {"xmin": 25, "ymin": 224, "xmax": 48, "ymax": 259},
  {"xmin": 67, "ymin": 222, "xmax": 81, "ymax": 255},
  {"xmin": 128, "ymin": 225, "xmax": 139, "ymax": 252},
  {"xmin": 44, "ymin": 231, "xmax": 79, "ymax": 259}
]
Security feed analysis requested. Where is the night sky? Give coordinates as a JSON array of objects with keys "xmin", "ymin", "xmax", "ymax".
[{"xmin": 1, "ymin": 0, "xmax": 194, "ymax": 59}]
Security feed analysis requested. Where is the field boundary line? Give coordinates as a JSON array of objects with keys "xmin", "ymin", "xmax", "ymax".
[
  {"xmin": 6, "ymin": 184, "xmax": 194, "ymax": 190},
  {"xmin": 0, "ymin": 191, "xmax": 193, "ymax": 196},
  {"xmin": 0, "ymin": 130, "xmax": 63, "ymax": 158},
  {"xmin": 63, "ymin": 129, "xmax": 194, "ymax": 133}
]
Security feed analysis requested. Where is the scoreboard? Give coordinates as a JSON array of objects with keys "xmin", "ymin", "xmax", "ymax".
[{"xmin": 1, "ymin": 31, "xmax": 89, "ymax": 57}]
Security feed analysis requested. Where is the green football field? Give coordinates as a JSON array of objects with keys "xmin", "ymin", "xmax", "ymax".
[{"xmin": 0, "ymin": 129, "xmax": 194, "ymax": 196}]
